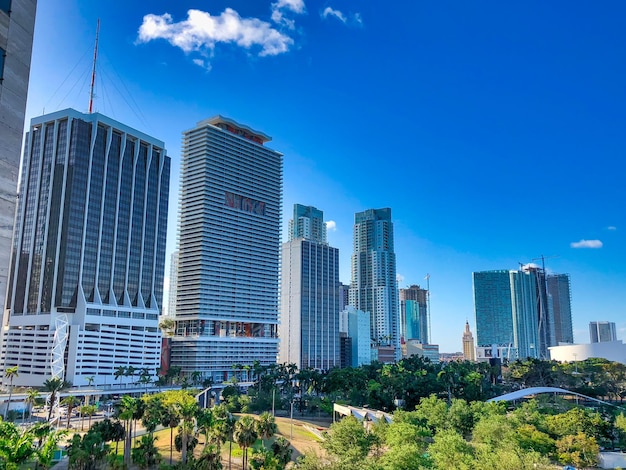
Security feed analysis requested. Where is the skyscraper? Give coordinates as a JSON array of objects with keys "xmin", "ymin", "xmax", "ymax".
[
  {"xmin": 473, "ymin": 270, "xmax": 540, "ymax": 360},
  {"xmin": 589, "ymin": 321, "xmax": 617, "ymax": 343},
  {"xmin": 462, "ymin": 321, "xmax": 475, "ymax": 361},
  {"xmin": 399, "ymin": 285, "xmax": 428, "ymax": 344},
  {"xmin": 167, "ymin": 251, "xmax": 179, "ymax": 317},
  {"xmin": 349, "ymin": 208, "xmax": 399, "ymax": 361},
  {"xmin": 547, "ymin": 274, "xmax": 574, "ymax": 344},
  {"xmin": 279, "ymin": 204, "xmax": 339, "ymax": 370},
  {"xmin": 2, "ymin": 109, "xmax": 170, "ymax": 386},
  {"xmin": 0, "ymin": 0, "xmax": 37, "ymax": 319},
  {"xmin": 171, "ymin": 116, "xmax": 282, "ymax": 382}
]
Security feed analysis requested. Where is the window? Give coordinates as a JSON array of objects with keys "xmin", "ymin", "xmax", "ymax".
[
  {"xmin": 0, "ymin": 47, "xmax": 6, "ymax": 80},
  {"xmin": 0, "ymin": 0, "xmax": 10, "ymax": 14}
]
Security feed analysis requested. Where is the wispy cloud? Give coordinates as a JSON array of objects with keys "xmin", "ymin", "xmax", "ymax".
[
  {"xmin": 137, "ymin": 8, "xmax": 294, "ymax": 63},
  {"xmin": 570, "ymin": 239, "xmax": 603, "ymax": 249},
  {"xmin": 608, "ymin": 226, "xmax": 617, "ymax": 231},
  {"xmin": 322, "ymin": 7, "xmax": 346, "ymax": 23},
  {"xmin": 397, "ymin": 273, "xmax": 405, "ymax": 283},
  {"xmin": 321, "ymin": 6, "xmax": 362, "ymax": 25},
  {"xmin": 326, "ymin": 220, "xmax": 337, "ymax": 231},
  {"xmin": 271, "ymin": 0, "xmax": 306, "ymax": 30}
]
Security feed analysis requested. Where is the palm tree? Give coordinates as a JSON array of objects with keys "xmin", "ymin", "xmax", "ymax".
[
  {"xmin": 197, "ymin": 408, "xmax": 215, "ymax": 450},
  {"xmin": 195, "ymin": 445, "xmax": 223, "ymax": 470},
  {"xmin": 178, "ymin": 398, "xmax": 198, "ymax": 465},
  {"xmin": 4, "ymin": 366, "xmax": 18, "ymax": 420},
  {"xmin": 85, "ymin": 375, "xmax": 95, "ymax": 387},
  {"xmin": 234, "ymin": 415, "xmax": 258, "ymax": 470},
  {"xmin": 24, "ymin": 388, "xmax": 39, "ymax": 421},
  {"xmin": 160, "ymin": 405, "xmax": 179, "ymax": 466},
  {"xmin": 118, "ymin": 396, "xmax": 139, "ymax": 467},
  {"xmin": 42, "ymin": 377, "xmax": 71, "ymax": 422},
  {"xmin": 61, "ymin": 395, "xmax": 79, "ymax": 429},
  {"xmin": 79, "ymin": 404, "xmax": 97, "ymax": 431},
  {"xmin": 126, "ymin": 365, "xmax": 137, "ymax": 385},
  {"xmin": 114, "ymin": 366, "xmax": 127, "ymax": 386},
  {"xmin": 212, "ymin": 404, "xmax": 235, "ymax": 469},
  {"xmin": 256, "ymin": 412, "xmax": 277, "ymax": 448}
]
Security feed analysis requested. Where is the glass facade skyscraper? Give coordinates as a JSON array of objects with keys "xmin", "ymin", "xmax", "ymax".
[
  {"xmin": 2, "ymin": 109, "xmax": 170, "ymax": 386},
  {"xmin": 280, "ymin": 204, "xmax": 340, "ymax": 370},
  {"xmin": 399, "ymin": 285, "xmax": 428, "ymax": 344},
  {"xmin": 473, "ymin": 269, "xmax": 540, "ymax": 360},
  {"xmin": 349, "ymin": 208, "xmax": 400, "ymax": 361},
  {"xmin": 171, "ymin": 116, "xmax": 282, "ymax": 382},
  {"xmin": 547, "ymin": 273, "xmax": 574, "ymax": 344}
]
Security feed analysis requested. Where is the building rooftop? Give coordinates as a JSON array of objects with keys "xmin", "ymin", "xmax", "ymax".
[{"xmin": 199, "ymin": 115, "xmax": 272, "ymax": 144}]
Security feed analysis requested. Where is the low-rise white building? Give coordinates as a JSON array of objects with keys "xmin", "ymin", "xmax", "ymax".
[{"xmin": 549, "ymin": 340, "xmax": 626, "ymax": 364}]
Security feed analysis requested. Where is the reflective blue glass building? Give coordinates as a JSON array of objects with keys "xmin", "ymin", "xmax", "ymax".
[{"xmin": 2, "ymin": 109, "xmax": 170, "ymax": 386}]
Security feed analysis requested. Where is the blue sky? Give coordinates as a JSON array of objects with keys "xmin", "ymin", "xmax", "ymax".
[{"xmin": 25, "ymin": 1, "xmax": 626, "ymax": 352}]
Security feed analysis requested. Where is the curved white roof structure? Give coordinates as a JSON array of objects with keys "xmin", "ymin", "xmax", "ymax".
[{"xmin": 487, "ymin": 386, "xmax": 620, "ymax": 408}]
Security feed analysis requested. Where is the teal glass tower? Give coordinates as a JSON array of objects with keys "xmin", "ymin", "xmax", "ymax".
[{"xmin": 473, "ymin": 270, "xmax": 540, "ymax": 359}]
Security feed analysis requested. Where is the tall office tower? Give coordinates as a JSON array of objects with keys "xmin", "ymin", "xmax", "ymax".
[
  {"xmin": 279, "ymin": 204, "xmax": 339, "ymax": 370},
  {"xmin": 349, "ymin": 208, "xmax": 400, "ymax": 361},
  {"xmin": 547, "ymin": 274, "xmax": 573, "ymax": 344},
  {"xmin": 172, "ymin": 116, "xmax": 282, "ymax": 382},
  {"xmin": 589, "ymin": 321, "xmax": 617, "ymax": 343},
  {"xmin": 167, "ymin": 251, "xmax": 179, "ymax": 317},
  {"xmin": 399, "ymin": 285, "xmax": 428, "ymax": 344},
  {"xmin": 341, "ymin": 306, "xmax": 371, "ymax": 367},
  {"xmin": 521, "ymin": 264, "xmax": 554, "ymax": 358},
  {"xmin": 0, "ymin": 0, "xmax": 37, "ymax": 320},
  {"xmin": 462, "ymin": 321, "xmax": 475, "ymax": 361},
  {"xmin": 473, "ymin": 270, "xmax": 541, "ymax": 360},
  {"xmin": 2, "ymin": 109, "xmax": 170, "ymax": 386}
]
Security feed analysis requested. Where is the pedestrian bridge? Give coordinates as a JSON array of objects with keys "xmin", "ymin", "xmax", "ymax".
[{"xmin": 487, "ymin": 386, "xmax": 622, "ymax": 408}]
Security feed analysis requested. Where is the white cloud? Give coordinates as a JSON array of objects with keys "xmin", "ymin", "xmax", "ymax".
[
  {"xmin": 137, "ymin": 8, "xmax": 294, "ymax": 63},
  {"xmin": 326, "ymin": 220, "xmax": 337, "ymax": 232},
  {"xmin": 192, "ymin": 58, "xmax": 212, "ymax": 71},
  {"xmin": 354, "ymin": 12, "xmax": 363, "ymax": 25},
  {"xmin": 322, "ymin": 7, "xmax": 346, "ymax": 23},
  {"xmin": 570, "ymin": 239, "xmax": 603, "ymax": 249},
  {"xmin": 396, "ymin": 273, "xmax": 405, "ymax": 283},
  {"xmin": 608, "ymin": 226, "xmax": 617, "ymax": 231},
  {"xmin": 271, "ymin": 0, "xmax": 306, "ymax": 30}
]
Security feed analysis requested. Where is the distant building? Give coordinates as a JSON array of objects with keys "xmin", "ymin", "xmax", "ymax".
[
  {"xmin": 171, "ymin": 116, "xmax": 282, "ymax": 382},
  {"xmin": 342, "ymin": 306, "xmax": 371, "ymax": 367},
  {"xmin": 167, "ymin": 251, "xmax": 179, "ymax": 317},
  {"xmin": 349, "ymin": 208, "xmax": 399, "ymax": 361},
  {"xmin": 462, "ymin": 321, "xmax": 475, "ymax": 361},
  {"xmin": 404, "ymin": 340, "xmax": 439, "ymax": 364},
  {"xmin": 339, "ymin": 332, "xmax": 352, "ymax": 368},
  {"xmin": 549, "ymin": 340, "xmax": 626, "ymax": 365},
  {"xmin": 473, "ymin": 270, "xmax": 541, "ymax": 360},
  {"xmin": 338, "ymin": 282, "xmax": 350, "ymax": 310},
  {"xmin": 547, "ymin": 274, "xmax": 574, "ymax": 344},
  {"xmin": 399, "ymin": 285, "xmax": 428, "ymax": 344},
  {"xmin": 0, "ymin": 0, "xmax": 37, "ymax": 325},
  {"xmin": 2, "ymin": 109, "xmax": 170, "ymax": 386},
  {"xmin": 590, "ymin": 321, "xmax": 617, "ymax": 343},
  {"xmin": 279, "ymin": 204, "xmax": 340, "ymax": 370}
]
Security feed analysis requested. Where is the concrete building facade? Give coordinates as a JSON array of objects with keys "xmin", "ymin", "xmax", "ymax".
[
  {"xmin": 0, "ymin": 0, "xmax": 37, "ymax": 324},
  {"xmin": 2, "ymin": 109, "xmax": 170, "ymax": 386},
  {"xmin": 171, "ymin": 116, "xmax": 282, "ymax": 382},
  {"xmin": 547, "ymin": 273, "xmax": 573, "ymax": 344},
  {"xmin": 590, "ymin": 321, "xmax": 617, "ymax": 343},
  {"xmin": 279, "ymin": 204, "xmax": 340, "ymax": 370}
]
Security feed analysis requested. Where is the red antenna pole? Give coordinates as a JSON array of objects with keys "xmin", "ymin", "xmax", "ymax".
[{"xmin": 88, "ymin": 19, "xmax": 100, "ymax": 113}]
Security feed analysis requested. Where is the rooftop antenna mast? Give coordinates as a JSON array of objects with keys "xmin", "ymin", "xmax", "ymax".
[{"xmin": 88, "ymin": 19, "xmax": 100, "ymax": 114}]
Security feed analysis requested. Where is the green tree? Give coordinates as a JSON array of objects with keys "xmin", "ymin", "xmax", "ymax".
[
  {"xmin": 24, "ymin": 388, "xmax": 39, "ymax": 421},
  {"xmin": 270, "ymin": 436, "xmax": 292, "ymax": 467},
  {"xmin": 160, "ymin": 389, "xmax": 198, "ymax": 465},
  {"xmin": 42, "ymin": 377, "xmax": 71, "ymax": 422},
  {"xmin": 234, "ymin": 415, "xmax": 258, "ymax": 470},
  {"xmin": 160, "ymin": 404, "xmax": 179, "ymax": 466},
  {"xmin": 67, "ymin": 429, "xmax": 110, "ymax": 470},
  {"xmin": 114, "ymin": 366, "xmax": 127, "ymax": 385},
  {"xmin": 118, "ymin": 396, "xmax": 140, "ymax": 467},
  {"xmin": 197, "ymin": 408, "xmax": 216, "ymax": 450},
  {"xmin": 414, "ymin": 394, "xmax": 448, "ymax": 432},
  {"xmin": 321, "ymin": 416, "xmax": 374, "ymax": 466},
  {"xmin": 0, "ymin": 419, "xmax": 36, "ymax": 468},
  {"xmin": 61, "ymin": 395, "xmax": 80, "ymax": 429},
  {"xmin": 194, "ymin": 445, "xmax": 223, "ymax": 470},
  {"xmin": 556, "ymin": 432, "xmax": 600, "ymax": 468},
  {"xmin": 79, "ymin": 405, "xmax": 97, "ymax": 431},
  {"xmin": 132, "ymin": 434, "xmax": 162, "ymax": 469},
  {"xmin": 3, "ymin": 366, "xmax": 18, "ymax": 421},
  {"xmin": 429, "ymin": 428, "xmax": 474, "ymax": 470},
  {"xmin": 256, "ymin": 412, "xmax": 277, "ymax": 448}
]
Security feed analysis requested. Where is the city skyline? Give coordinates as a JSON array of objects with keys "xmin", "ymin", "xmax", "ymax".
[{"xmin": 21, "ymin": 1, "xmax": 626, "ymax": 352}]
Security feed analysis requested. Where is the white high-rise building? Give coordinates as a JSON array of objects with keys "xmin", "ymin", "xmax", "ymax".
[
  {"xmin": 279, "ymin": 204, "xmax": 339, "ymax": 370},
  {"xmin": 171, "ymin": 116, "xmax": 282, "ymax": 382},
  {"xmin": 2, "ymin": 109, "xmax": 170, "ymax": 386},
  {"xmin": 167, "ymin": 251, "xmax": 179, "ymax": 317},
  {"xmin": 349, "ymin": 208, "xmax": 400, "ymax": 361}
]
